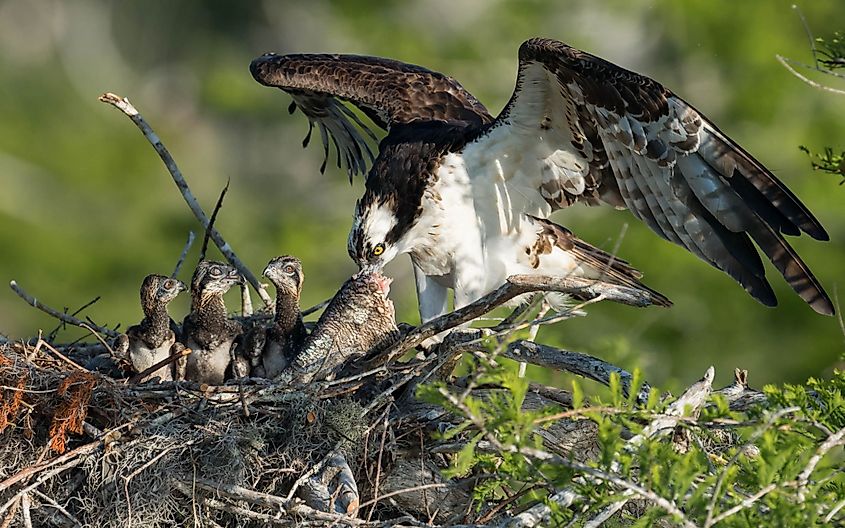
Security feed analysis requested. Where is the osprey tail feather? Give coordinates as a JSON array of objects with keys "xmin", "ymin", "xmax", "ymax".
[{"xmin": 526, "ymin": 216, "xmax": 672, "ymax": 308}]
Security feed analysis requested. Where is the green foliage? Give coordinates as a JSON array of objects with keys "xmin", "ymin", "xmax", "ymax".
[
  {"xmin": 800, "ymin": 145, "xmax": 845, "ymax": 185},
  {"xmin": 797, "ymin": 27, "xmax": 845, "ymax": 186},
  {"xmin": 763, "ymin": 366, "xmax": 845, "ymax": 431},
  {"xmin": 817, "ymin": 32, "xmax": 845, "ymax": 70},
  {"xmin": 421, "ymin": 361, "xmax": 845, "ymax": 526}
]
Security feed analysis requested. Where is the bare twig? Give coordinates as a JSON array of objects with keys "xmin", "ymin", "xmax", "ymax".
[
  {"xmin": 171, "ymin": 231, "xmax": 196, "ymax": 279},
  {"xmin": 792, "ymin": 4, "xmax": 819, "ymax": 63},
  {"xmin": 302, "ymin": 299, "xmax": 330, "ymax": 318},
  {"xmin": 0, "ymin": 440, "xmax": 101, "ymax": 494},
  {"xmin": 776, "ymin": 55, "xmax": 845, "ymax": 95},
  {"xmin": 825, "ymin": 497, "xmax": 845, "ymax": 524},
  {"xmin": 46, "ymin": 296, "xmax": 102, "ymax": 342},
  {"xmin": 706, "ymin": 483, "xmax": 778, "ymax": 526},
  {"xmin": 127, "ymin": 347, "xmax": 192, "ymax": 384},
  {"xmin": 0, "ymin": 457, "xmax": 91, "ymax": 517},
  {"xmin": 703, "ymin": 405, "xmax": 802, "ymax": 527},
  {"xmin": 518, "ymin": 301, "xmax": 548, "ymax": 378},
  {"xmin": 359, "ymin": 483, "xmax": 448, "ymax": 509},
  {"xmin": 78, "ymin": 323, "xmax": 117, "ymax": 358},
  {"xmin": 583, "ymin": 498, "xmax": 629, "ymax": 528},
  {"xmin": 796, "ymin": 426, "xmax": 845, "ymax": 502},
  {"xmin": 179, "ymin": 477, "xmax": 369, "ymax": 526},
  {"xmin": 178, "ymin": 489, "xmax": 288, "ymax": 526},
  {"xmin": 98, "ymin": 93, "xmax": 273, "ymax": 307},
  {"xmin": 376, "ymin": 275, "xmax": 661, "ymax": 366},
  {"xmin": 9, "ymin": 281, "xmax": 119, "ymax": 338},
  {"xmin": 20, "ymin": 493, "xmax": 31, "ymax": 528},
  {"xmin": 31, "ymin": 489, "xmax": 83, "ymax": 528},
  {"xmin": 199, "ymin": 179, "xmax": 230, "ymax": 262},
  {"xmin": 367, "ymin": 414, "xmax": 390, "ymax": 521},
  {"xmin": 34, "ymin": 338, "xmax": 86, "ymax": 372}
]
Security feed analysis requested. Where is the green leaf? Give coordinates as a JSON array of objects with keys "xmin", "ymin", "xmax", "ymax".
[
  {"xmin": 443, "ymin": 432, "xmax": 482, "ymax": 478},
  {"xmin": 572, "ymin": 379, "xmax": 584, "ymax": 409}
]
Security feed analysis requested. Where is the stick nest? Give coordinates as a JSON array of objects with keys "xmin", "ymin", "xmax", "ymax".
[{"xmin": 0, "ymin": 342, "xmax": 368, "ymax": 527}]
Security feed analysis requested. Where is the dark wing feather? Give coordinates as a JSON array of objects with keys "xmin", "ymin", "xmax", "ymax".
[
  {"xmin": 473, "ymin": 38, "xmax": 832, "ymax": 314},
  {"xmin": 251, "ymin": 53, "xmax": 493, "ymax": 181}
]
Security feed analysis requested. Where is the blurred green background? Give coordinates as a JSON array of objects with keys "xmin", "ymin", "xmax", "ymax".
[{"xmin": 1, "ymin": 0, "xmax": 843, "ymax": 391}]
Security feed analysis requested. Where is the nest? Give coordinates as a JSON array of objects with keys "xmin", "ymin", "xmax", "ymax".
[{"xmin": 0, "ymin": 341, "xmax": 371, "ymax": 528}]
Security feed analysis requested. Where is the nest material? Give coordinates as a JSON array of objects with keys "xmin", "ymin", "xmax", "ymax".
[
  {"xmin": 0, "ymin": 342, "xmax": 369, "ymax": 528},
  {"xmin": 0, "ymin": 273, "xmax": 741, "ymax": 527}
]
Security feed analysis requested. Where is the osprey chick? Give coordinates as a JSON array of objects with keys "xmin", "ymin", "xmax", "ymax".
[
  {"xmin": 252, "ymin": 255, "xmax": 308, "ymax": 378},
  {"xmin": 124, "ymin": 274, "xmax": 186, "ymax": 381},
  {"xmin": 251, "ymin": 38, "xmax": 833, "ymax": 320},
  {"xmin": 182, "ymin": 260, "xmax": 244, "ymax": 385}
]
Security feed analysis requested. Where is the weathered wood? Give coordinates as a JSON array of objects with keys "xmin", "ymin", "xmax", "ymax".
[
  {"xmin": 504, "ymin": 340, "xmax": 651, "ymax": 403},
  {"xmin": 98, "ymin": 93, "xmax": 273, "ymax": 308},
  {"xmin": 373, "ymin": 274, "xmax": 664, "ymax": 367},
  {"xmin": 378, "ymin": 455, "xmax": 472, "ymax": 525}
]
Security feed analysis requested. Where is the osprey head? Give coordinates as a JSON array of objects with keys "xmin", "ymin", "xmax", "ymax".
[
  {"xmin": 191, "ymin": 260, "xmax": 243, "ymax": 298},
  {"xmin": 348, "ymin": 197, "xmax": 406, "ymax": 271},
  {"xmin": 347, "ymin": 129, "xmax": 451, "ymax": 270},
  {"xmin": 140, "ymin": 274, "xmax": 186, "ymax": 311},
  {"xmin": 263, "ymin": 255, "xmax": 304, "ymax": 296}
]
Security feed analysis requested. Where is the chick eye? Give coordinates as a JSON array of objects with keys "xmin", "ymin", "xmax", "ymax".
[
  {"xmin": 164, "ymin": 279, "xmax": 176, "ymax": 289},
  {"xmin": 371, "ymin": 244, "xmax": 385, "ymax": 257},
  {"xmin": 284, "ymin": 265, "xmax": 295, "ymax": 274},
  {"xmin": 210, "ymin": 267, "xmax": 222, "ymax": 277}
]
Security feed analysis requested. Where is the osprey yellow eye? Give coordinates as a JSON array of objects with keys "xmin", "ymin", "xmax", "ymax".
[{"xmin": 371, "ymin": 244, "xmax": 385, "ymax": 257}]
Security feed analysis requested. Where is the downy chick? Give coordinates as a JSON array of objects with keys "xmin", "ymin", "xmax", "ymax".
[
  {"xmin": 182, "ymin": 260, "xmax": 243, "ymax": 385},
  {"xmin": 124, "ymin": 274, "xmax": 186, "ymax": 381},
  {"xmin": 253, "ymin": 256, "xmax": 307, "ymax": 378}
]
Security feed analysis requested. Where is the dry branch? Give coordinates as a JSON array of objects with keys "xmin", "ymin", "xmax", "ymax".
[
  {"xmin": 178, "ymin": 477, "xmax": 368, "ymax": 526},
  {"xmin": 375, "ymin": 274, "xmax": 661, "ymax": 366},
  {"xmin": 503, "ymin": 340, "xmax": 651, "ymax": 403},
  {"xmin": 170, "ymin": 231, "xmax": 195, "ymax": 279},
  {"xmin": 98, "ymin": 93, "xmax": 273, "ymax": 308},
  {"xmin": 126, "ymin": 346, "xmax": 192, "ymax": 384},
  {"xmin": 776, "ymin": 54, "xmax": 845, "ymax": 95},
  {"xmin": 9, "ymin": 281, "xmax": 119, "ymax": 339}
]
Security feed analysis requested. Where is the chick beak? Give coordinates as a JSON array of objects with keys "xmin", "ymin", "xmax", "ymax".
[{"xmin": 228, "ymin": 269, "xmax": 244, "ymax": 285}]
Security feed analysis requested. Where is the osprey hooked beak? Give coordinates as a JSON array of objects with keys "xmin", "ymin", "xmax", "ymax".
[{"xmin": 359, "ymin": 262, "xmax": 381, "ymax": 274}]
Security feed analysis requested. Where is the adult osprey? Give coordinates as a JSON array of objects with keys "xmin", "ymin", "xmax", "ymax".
[{"xmin": 251, "ymin": 38, "xmax": 834, "ymax": 321}]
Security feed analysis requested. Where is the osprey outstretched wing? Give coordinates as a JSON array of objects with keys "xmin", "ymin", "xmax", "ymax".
[
  {"xmin": 250, "ymin": 53, "xmax": 492, "ymax": 179},
  {"xmin": 463, "ymin": 38, "xmax": 831, "ymax": 314},
  {"xmin": 250, "ymin": 38, "xmax": 833, "ymax": 316}
]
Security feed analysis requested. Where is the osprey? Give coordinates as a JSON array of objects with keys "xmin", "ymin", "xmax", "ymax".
[{"xmin": 251, "ymin": 38, "xmax": 834, "ymax": 321}]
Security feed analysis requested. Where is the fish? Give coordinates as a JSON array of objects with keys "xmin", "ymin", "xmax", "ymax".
[{"xmin": 283, "ymin": 270, "xmax": 399, "ymax": 383}]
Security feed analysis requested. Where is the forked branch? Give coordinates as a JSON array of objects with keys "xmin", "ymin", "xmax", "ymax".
[
  {"xmin": 9, "ymin": 281, "xmax": 119, "ymax": 339},
  {"xmin": 98, "ymin": 93, "xmax": 273, "ymax": 308}
]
